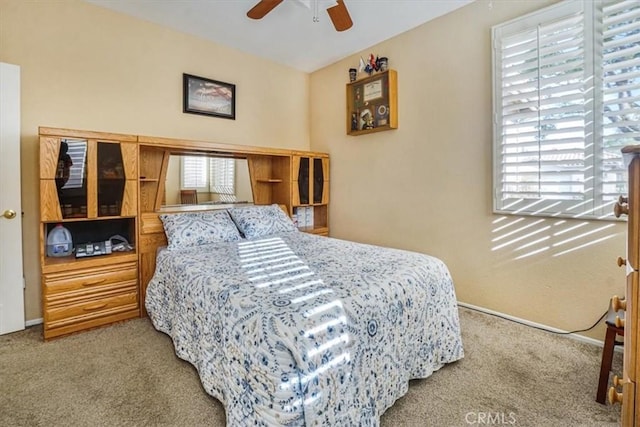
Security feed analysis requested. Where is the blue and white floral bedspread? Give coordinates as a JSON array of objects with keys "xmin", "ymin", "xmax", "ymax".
[{"xmin": 146, "ymin": 232, "xmax": 464, "ymax": 426}]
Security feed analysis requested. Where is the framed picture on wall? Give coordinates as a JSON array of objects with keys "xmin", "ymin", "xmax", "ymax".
[{"xmin": 183, "ymin": 73, "xmax": 236, "ymax": 120}]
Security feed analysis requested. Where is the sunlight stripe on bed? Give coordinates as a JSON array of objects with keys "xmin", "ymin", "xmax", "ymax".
[
  {"xmin": 290, "ymin": 288, "xmax": 333, "ymax": 304},
  {"xmin": 253, "ymin": 271, "xmax": 316, "ymax": 288}
]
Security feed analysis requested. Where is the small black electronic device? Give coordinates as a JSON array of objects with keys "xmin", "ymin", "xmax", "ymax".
[
  {"xmin": 75, "ymin": 240, "xmax": 112, "ymax": 258},
  {"xmin": 74, "ymin": 235, "xmax": 133, "ymax": 258}
]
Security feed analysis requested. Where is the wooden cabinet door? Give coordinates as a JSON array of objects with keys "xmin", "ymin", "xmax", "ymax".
[
  {"xmin": 40, "ymin": 137, "xmax": 92, "ymax": 221},
  {"xmin": 623, "ymin": 153, "xmax": 640, "ymax": 425},
  {"xmin": 40, "ymin": 137, "xmax": 71, "ymax": 221},
  {"xmin": 40, "ymin": 137, "xmax": 137, "ymax": 220},
  {"xmin": 312, "ymin": 157, "xmax": 329, "ymax": 205},
  {"xmin": 292, "ymin": 156, "xmax": 329, "ymax": 206},
  {"xmin": 292, "ymin": 156, "xmax": 310, "ymax": 205}
]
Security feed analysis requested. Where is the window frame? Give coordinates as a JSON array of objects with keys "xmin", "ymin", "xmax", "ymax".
[{"xmin": 492, "ymin": 0, "xmax": 638, "ymax": 220}]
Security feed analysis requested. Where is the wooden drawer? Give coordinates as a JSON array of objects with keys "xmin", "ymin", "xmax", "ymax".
[
  {"xmin": 623, "ymin": 379, "xmax": 636, "ymax": 427},
  {"xmin": 45, "ymin": 280, "xmax": 137, "ymax": 306},
  {"xmin": 625, "ymin": 271, "xmax": 639, "ymax": 383},
  {"xmin": 43, "ymin": 261, "xmax": 137, "ymax": 296},
  {"xmin": 45, "ymin": 290, "xmax": 137, "ymax": 325}
]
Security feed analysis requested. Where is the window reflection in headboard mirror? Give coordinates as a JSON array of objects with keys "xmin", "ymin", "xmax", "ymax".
[
  {"xmin": 56, "ymin": 138, "xmax": 88, "ymax": 218},
  {"xmin": 162, "ymin": 155, "xmax": 253, "ymax": 207}
]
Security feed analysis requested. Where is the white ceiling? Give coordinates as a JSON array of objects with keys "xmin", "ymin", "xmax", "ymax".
[{"xmin": 85, "ymin": 0, "xmax": 475, "ymax": 73}]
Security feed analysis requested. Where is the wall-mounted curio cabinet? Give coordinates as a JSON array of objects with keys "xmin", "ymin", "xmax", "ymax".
[
  {"xmin": 292, "ymin": 155, "xmax": 329, "ymax": 236},
  {"xmin": 39, "ymin": 127, "xmax": 139, "ymax": 340},
  {"xmin": 346, "ymin": 69, "xmax": 398, "ymax": 136}
]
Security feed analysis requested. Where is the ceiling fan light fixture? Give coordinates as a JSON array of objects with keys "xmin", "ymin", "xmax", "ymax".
[{"xmin": 247, "ymin": 0, "xmax": 352, "ymax": 32}]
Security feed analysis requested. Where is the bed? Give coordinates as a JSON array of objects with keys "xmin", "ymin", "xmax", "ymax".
[{"xmin": 145, "ymin": 204, "xmax": 464, "ymax": 426}]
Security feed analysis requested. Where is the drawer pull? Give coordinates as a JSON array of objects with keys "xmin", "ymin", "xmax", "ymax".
[
  {"xmin": 614, "ymin": 202, "xmax": 629, "ymax": 217},
  {"xmin": 613, "ymin": 375, "xmax": 626, "ymax": 388},
  {"xmin": 82, "ymin": 279, "xmax": 106, "ymax": 287},
  {"xmin": 608, "ymin": 386, "xmax": 623, "ymax": 405},
  {"xmin": 83, "ymin": 303, "xmax": 107, "ymax": 312},
  {"xmin": 612, "ymin": 295, "xmax": 627, "ymax": 312}
]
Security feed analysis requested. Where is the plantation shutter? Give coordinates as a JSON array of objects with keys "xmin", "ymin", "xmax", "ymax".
[
  {"xmin": 181, "ymin": 156, "xmax": 208, "ymax": 189},
  {"xmin": 600, "ymin": 0, "xmax": 640, "ymax": 202},
  {"xmin": 209, "ymin": 158, "xmax": 236, "ymax": 202},
  {"xmin": 494, "ymin": 1, "xmax": 591, "ymax": 215}
]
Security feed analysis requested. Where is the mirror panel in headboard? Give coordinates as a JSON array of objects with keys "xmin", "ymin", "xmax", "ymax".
[{"xmin": 161, "ymin": 155, "xmax": 252, "ymax": 207}]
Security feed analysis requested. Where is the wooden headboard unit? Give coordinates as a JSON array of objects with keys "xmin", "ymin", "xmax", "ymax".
[{"xmin": 136, "ymin": 134, "xmax": 329, "ymax": 316}]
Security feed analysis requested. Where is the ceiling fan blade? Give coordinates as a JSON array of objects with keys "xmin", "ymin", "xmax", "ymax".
[
  {"xmin": 326, "ymin": 0, "xmax": 353, "ymax": 32},
  {"xmin": 247, "ymin": 0, "xmax": 284, "ymax": 20}
]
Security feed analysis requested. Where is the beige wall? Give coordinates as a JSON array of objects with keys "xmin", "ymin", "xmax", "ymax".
[
  {"xmin": 310, "ymin": 0, "xmax": 625, "ymax": 340},
  {"xmin": 0, "ymin": 0, "xmax": 626, "ymax": 341},
  {"xmin": 0, "ymin": 0, "xmax": 310, "ymax": 321}
]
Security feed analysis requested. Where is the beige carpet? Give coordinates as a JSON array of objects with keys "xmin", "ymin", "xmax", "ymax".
[{"xmin": 0, "ymin": 307, "xmax": 622, "ymax": 426}]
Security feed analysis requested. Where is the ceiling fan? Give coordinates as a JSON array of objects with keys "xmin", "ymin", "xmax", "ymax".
[{"xmin": 247, "ymin": 0, "xmax": 353, "ymax": 32}]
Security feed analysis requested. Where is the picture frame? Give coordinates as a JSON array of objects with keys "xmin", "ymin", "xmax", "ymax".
[
  {"xmin": 183, "ymin": 73, "xmax": 236, "ymax": 120},
  {"xmin": 346, "ymin": 69, "xmax": 397, "ymax": 136}
]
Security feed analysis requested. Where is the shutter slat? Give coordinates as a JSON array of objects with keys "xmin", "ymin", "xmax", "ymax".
[
  {"xmin": 603, "ymin": 93, "xmax": 640, "ymax": 108},
  {"xmin": 603, "ymin": 73, "xmax": 640, "ymax": 88}
]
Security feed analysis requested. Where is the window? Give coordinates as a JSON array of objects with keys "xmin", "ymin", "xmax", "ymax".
[
  {"xmin": 181, "ymin": 156, "xmax": 208, "ymax": 189},
  {"xmin": 492, "ymin": 0, "xmax": 640, "ymax": 219},
  {"xmin": 181, "ymin": 156, "xmax": 236, "ymax": 201}
]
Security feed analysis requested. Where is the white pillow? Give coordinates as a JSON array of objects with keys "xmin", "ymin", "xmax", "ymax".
[
  {"xmin": 227, "ymin": 204, "xmax": 298, "ymax": 239},
  {"xmin": 159, "ymin": 210, "xmax": 242, "ymax": 250}
]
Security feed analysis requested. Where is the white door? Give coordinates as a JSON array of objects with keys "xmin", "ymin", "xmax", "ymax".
[{"xmin": 0, "ymin": 62, "xmax": 24, "ymax": 334}]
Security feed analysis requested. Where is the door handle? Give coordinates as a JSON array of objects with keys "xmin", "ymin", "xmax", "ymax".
[{"xmin": 2, "ymin": 209, "xmax": 16, "ymax": 219}]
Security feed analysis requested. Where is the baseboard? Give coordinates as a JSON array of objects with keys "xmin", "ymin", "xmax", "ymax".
[
  {"xmin": 457, "ymin": 301, "xmax": 619, "ymax": 350},
  {"xmin": 25, "ymin": 318, "xmax": 43, "ymax": 327},
  {"xmin": 23, "ymin": 306, "xmax": 615, "ymax": 349}
]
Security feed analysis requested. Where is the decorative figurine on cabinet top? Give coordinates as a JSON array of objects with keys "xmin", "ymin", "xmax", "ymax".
[
  {"xmin": 349, "ymin": 68, "xmax": 357, "ymax": 82},
  {"xmin": 358, "ymin": 54, "xmax": 389, "ymax": 76}
]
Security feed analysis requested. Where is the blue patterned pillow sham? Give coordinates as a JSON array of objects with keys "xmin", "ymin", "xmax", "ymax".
[
  {"xmin": 227, "ymin": 204, "xmax": 298, "ymax": 239},
  {"xmin": 159, "ymin": 210, "xmax": 242, "ymax": 250}
]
